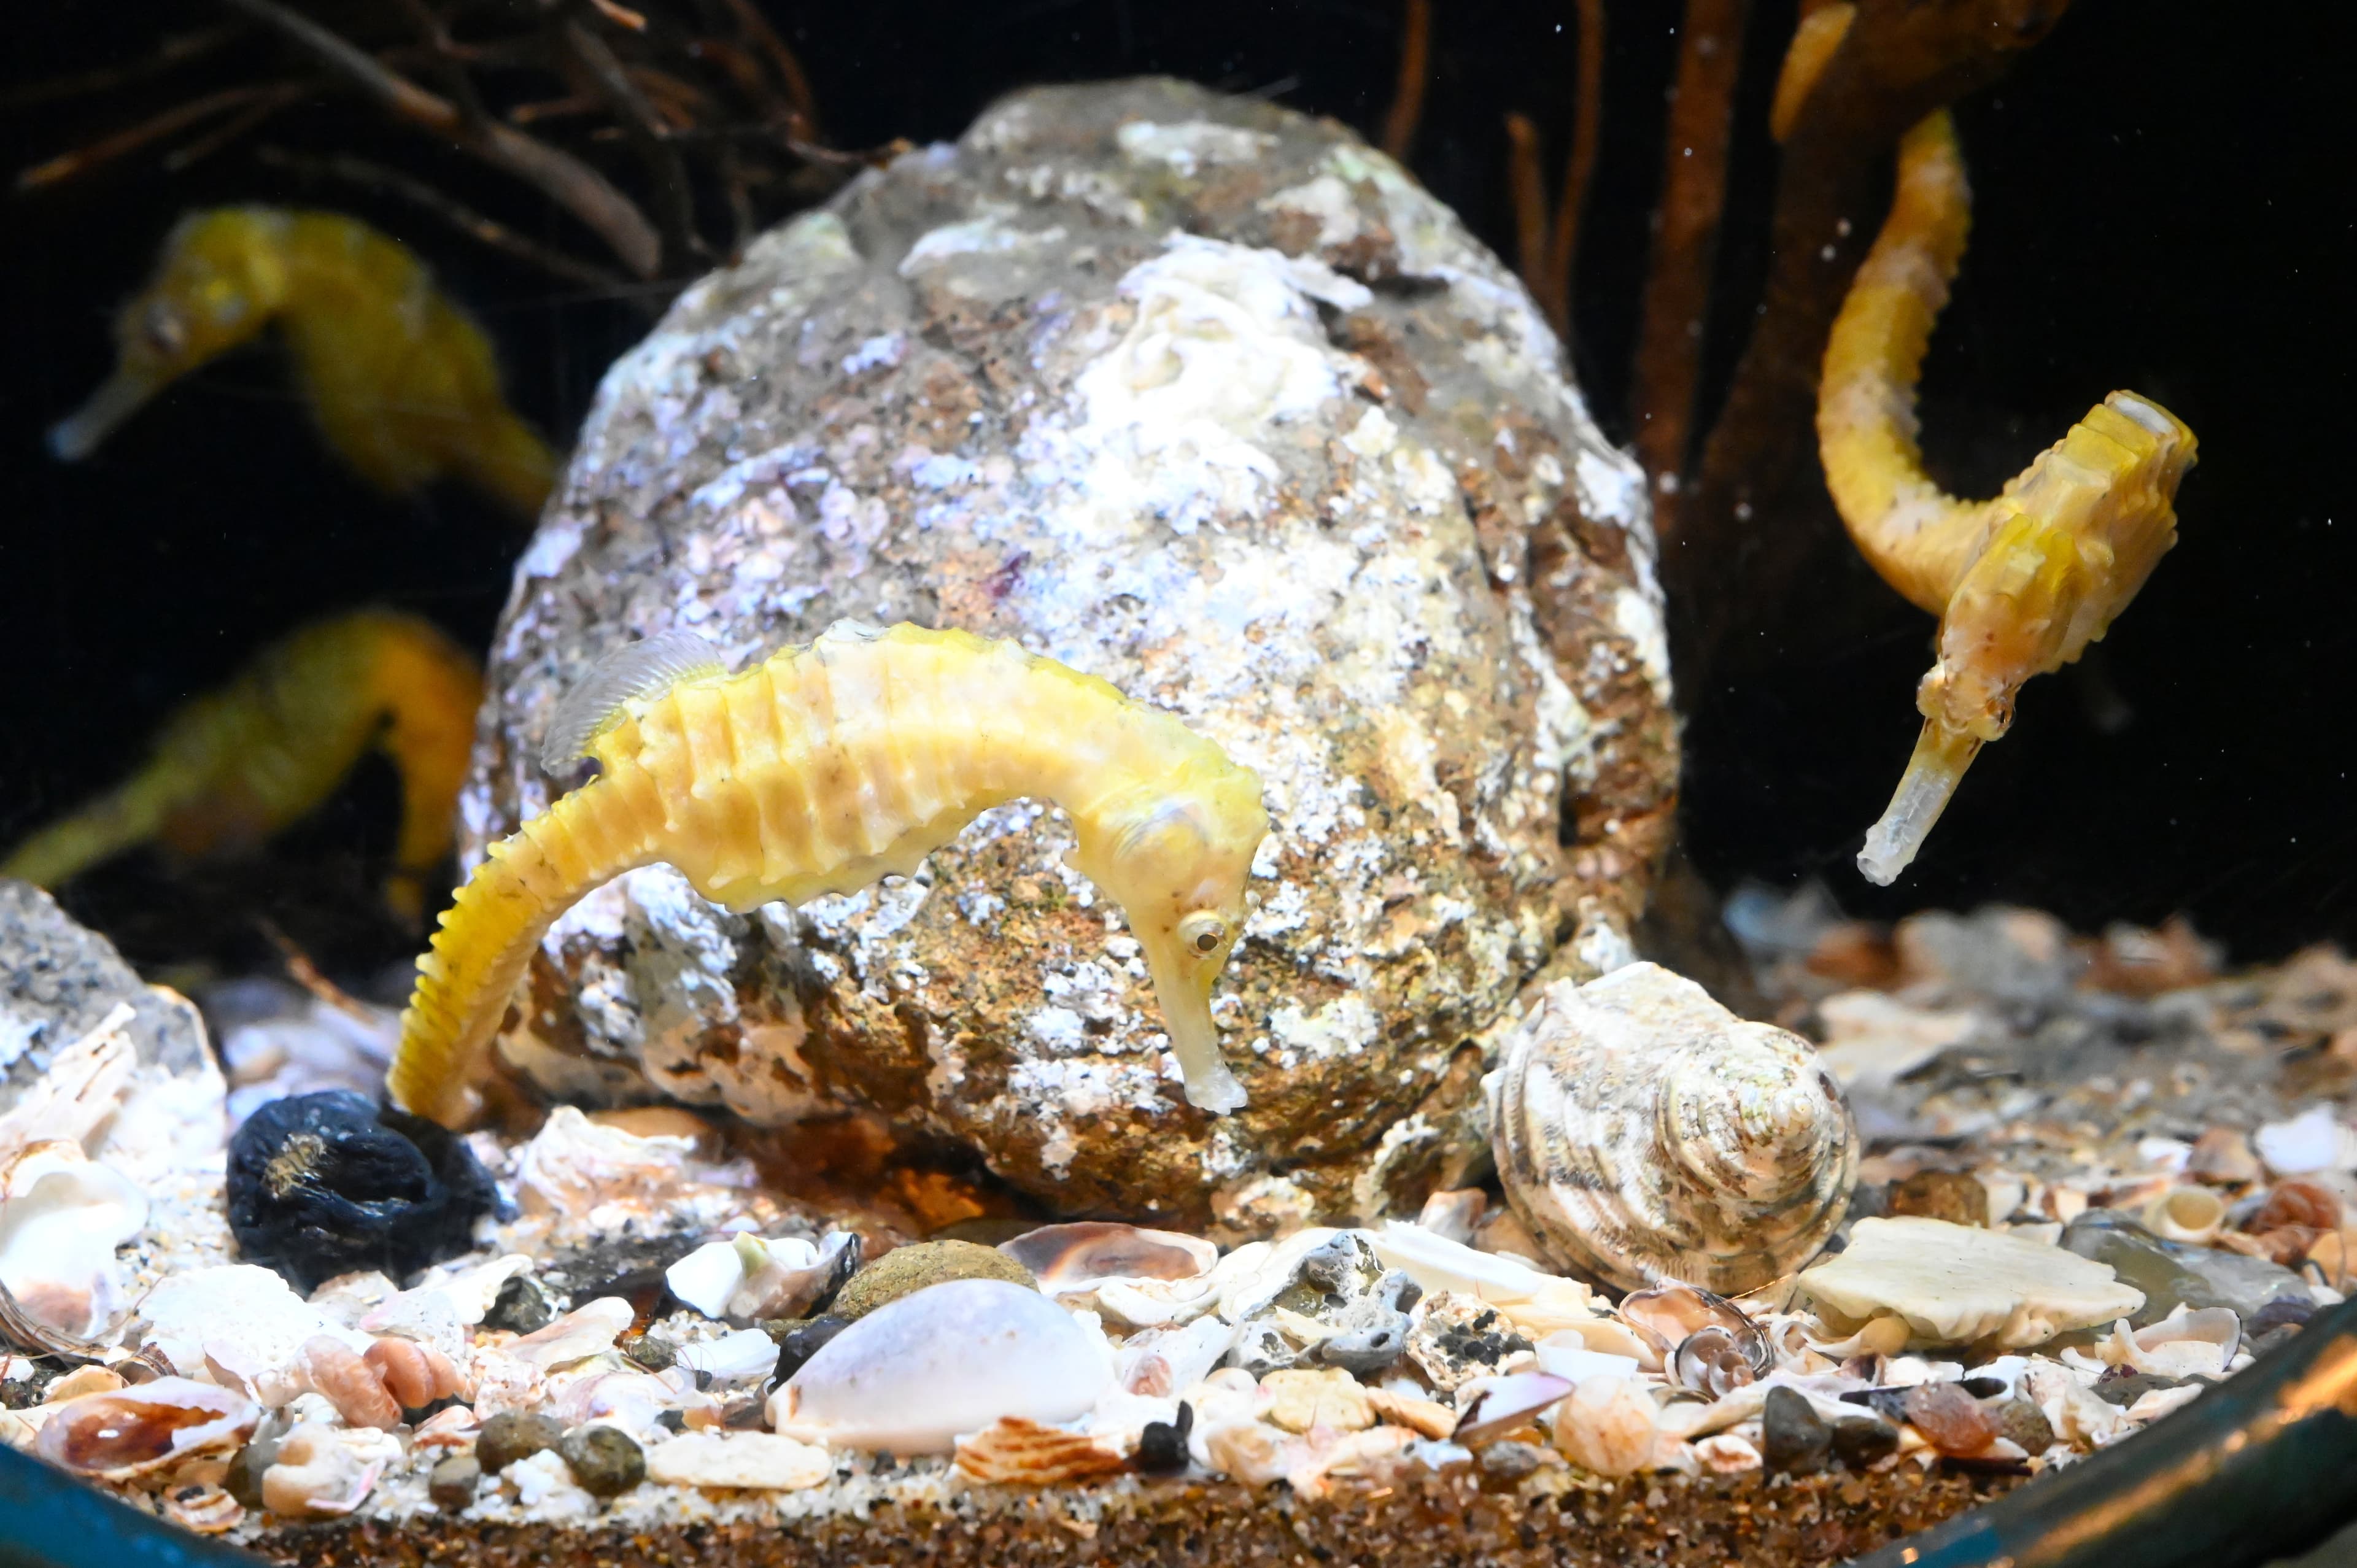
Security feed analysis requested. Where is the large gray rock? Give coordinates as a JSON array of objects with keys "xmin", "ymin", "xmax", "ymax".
[
  {"xmin": 1, "ymin": 878, "xmax": 207, "ymax": 1107},
  {"xmin": 461, "ymin": 77, "xmax": 1678, "ymax": 1228}
]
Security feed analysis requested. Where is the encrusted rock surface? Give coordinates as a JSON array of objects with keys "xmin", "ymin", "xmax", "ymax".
[
  {"xmin": 461, "ymin": 76, "xmax": 1678, "ymax": 1224},
  {"xmin": 1, "ymin": 878, "xmax": 208, "ymax": 1108}
]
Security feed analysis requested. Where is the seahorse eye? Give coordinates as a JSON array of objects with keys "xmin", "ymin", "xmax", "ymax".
[
  {"xmin": 1178, "ymin": 913, "xmax": 1226, "ymax": 954},
  {"xmin": 141, "ymin": 301, "xmax": 188, "ymax": 358}
]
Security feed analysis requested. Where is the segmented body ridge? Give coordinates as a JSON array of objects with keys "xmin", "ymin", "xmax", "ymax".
[{"xmin": 391, "ymin": 622, "xmax": 1265, "ymax": 1125}]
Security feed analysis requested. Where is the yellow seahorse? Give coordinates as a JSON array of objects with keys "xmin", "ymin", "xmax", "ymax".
[
  {"xmin": 2, "ymin": 609, "xmax": 484, "ymax": 923},
  {"xmin": 387, "ymin": 621, "xmax": 1269, "ymax": 1126},
  {"xmin": 1781, "ymin": 6, "xmax": 2199, "ymax": 884},
  {"xmin": 49, "ymin": 207, "xmax": 555, "ymax": 519}
]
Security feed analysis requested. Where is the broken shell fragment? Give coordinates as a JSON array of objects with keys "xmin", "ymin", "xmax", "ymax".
[
  {"xmin": 1550, "ymin": 1375, "xmax": 1660, "ymax": 1478},
  {"xmin": 732, "ymin": 1231, "xmax": 858, "ymax": 1320},
  {"xmin": 1492, "ymin": 964, "xmax": 1859, "ymax": 1295},
  {"xmin": 643, "ymin": 1431, "xmax": 833, "ymax": 1490},
  {"xmin": 1616, "ymin": 1282, "xmax": 1764, "ymax": 1362},
  {"xmin": 1452, "ymin": 1372, "xmax": 1573, "ymax": 1445},
  {"xmin": 507, "ymin": 1297, "xmax": 635, "ymax": 1369},
  {"xmin": 999, "ymin": 1222, "xmax": 1218, "ymax": 1293},
  {"xmin": 1797, "ymin": 1216, "xmax": 2145, "ymax": 1348},
  {"xmin": 34, "ymin": 1377, "xmax": 258, "ymax": 1481},
  {"xmin": 665, "ymin": 1232, "xmax": 859, "ymax": 1322},
  {"xmin": 953, "ymin": 1418, "xmax": 1129, "ymax": 1485},
  {"xmin": 768, "ymin": 1280, "xmax": 1112, "ymax": 1454},
  {"xmin": 2142, "ymin": 1185, "xmax": 2227, "ymax": 1245},
  {"xmin": 261, "ymin": 1421, "xmax": 385, "ymax": 1517},
  {"xmin": 0, "ymin": 1141, "xmax": 148, "ymax": 1339},
  {"xmin": 160, "ymin": 1481, "xmax": 245, "ymax": 1534}
]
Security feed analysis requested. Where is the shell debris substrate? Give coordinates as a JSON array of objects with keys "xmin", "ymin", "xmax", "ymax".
[{"xmin": 1492, "ymin": 962, "xmax": 1859, "ymax": 1295}]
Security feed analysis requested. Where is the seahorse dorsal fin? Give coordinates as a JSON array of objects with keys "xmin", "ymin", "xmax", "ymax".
[{"xmin": 541, "ymin": 628, "xmax": 727, "ymax": 771}]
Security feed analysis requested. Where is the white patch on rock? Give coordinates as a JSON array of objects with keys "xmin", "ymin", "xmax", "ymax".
[
  {"xmin": 1115, "ymin": 121, "xmax": 1277, "ymax": 177},
  {"xmin": 1611, "ymin": 586, "xmax": 1673, "ymax": 703},
  {"xmin": 897, "ymin": 215, "xmax": 1067, "ymax": 275},
  {"xmin": 1268, "ymin": 993, "xmax": 1380, "ymax": 1065},
  {"xmin": 1060, "ymin": 235, "xmax": 1369, "ymax": 533},
  {"xmin": 1258, "ymin": 174, "xmax": 1364, "ymax": 248}
]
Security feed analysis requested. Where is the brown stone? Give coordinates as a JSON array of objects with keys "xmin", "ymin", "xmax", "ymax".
[
  {"xmin": 1888, "ymin": 1170, "xmax": 1989, "ymax": 1228},
  {"xmin": 456, "ymin": 78, "xmax": 1676, "ymax": 1226},
  {"xmin": 1900, "ymin": 1384, "xmax": 1996, "ymax": 1457}
]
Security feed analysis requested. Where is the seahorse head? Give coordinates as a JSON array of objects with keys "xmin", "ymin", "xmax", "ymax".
[
  {"xmin": 1072, "ymin": 753, "xmax": 1268, "ymax": 1114},
  {"xmin": 50, "ymin": 208, "xmax": 293, "ymax": 461}
]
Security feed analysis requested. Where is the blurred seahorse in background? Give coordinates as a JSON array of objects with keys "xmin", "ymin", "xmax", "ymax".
[
  {"xmin": 1776, "ymin": 6, "xmax": 2199, "ymax": 886},
  {"xmin": 49, "ymin": 208, "xmax": 555, "ymax": 519},
  {"xmin": 2, "ymin": 609, "xmax": 484, "ymax": 924}
]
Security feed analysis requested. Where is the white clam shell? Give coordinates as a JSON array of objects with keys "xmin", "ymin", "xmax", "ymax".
[
  {"xmin": 1492, "ymin": 964, "xmax": 1859, "ymax": 1295},
  {"xmin": 134, "ymin": 1264, "xmax": 369, "ymax": 1387},
  {"xmin": 768, "ymin": 1279, "xmax": 1112, "ymax": 1454},
  {"xmin": 0, "ymin": 1141, "xmax": 147, "ymax": 1338},
  {"xmin": 1797, "ymin": 1216, "xmax": 2145, "ymax": 1348}
]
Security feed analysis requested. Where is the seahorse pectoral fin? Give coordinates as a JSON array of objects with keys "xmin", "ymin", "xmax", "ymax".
[
  {"xmin": 541, "ymin": 630, "xmax": 729, "ymax": 771},
  {"xmin": 48, "ymin": 369, "xmax": 164, "ymax": 462},
  {"xmin": 1857, "ymin": 719, "xmax": 1981, "ymax": 886}
]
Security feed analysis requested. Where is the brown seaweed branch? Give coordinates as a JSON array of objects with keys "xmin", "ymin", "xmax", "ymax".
[
  {"xmin": 16, "ymin": 84, "xmax": 306, "ymax": 191},
  {"xmin": 1503, "ymin": 112, "xmax": 1549, "ymax": 288},
  {"xmin": 1380, "ymin": 0, "xmax": 1431, "ymax": 161},
  {"xmin": 254, "ymin": 144, "xmax": 633, "ymax": 296},
  {"xmin": 1533, "ymin": 0, "xmax": 1607, "ymax": 337},
  {"xmin": 215, "ymin": 0, "xmax": 666, "ymax": 277},
  {"xmin": 1628, "ymin": 0, "xmax": 1751, "ymax": 503},
  {"xmin": 1666, "ymin": 0, "xmax": 2073, "ymax": 679}
]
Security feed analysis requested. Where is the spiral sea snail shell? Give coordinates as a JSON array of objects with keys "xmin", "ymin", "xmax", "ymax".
[{"xmin": 1491, "ymin": 962, "xmax": 1859, "ymax": 1296}]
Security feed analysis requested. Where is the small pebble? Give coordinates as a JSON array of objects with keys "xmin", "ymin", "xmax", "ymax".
[
  {"xmin": 1135, "ymin": 1402, "xmax": 1193, "ymax": 1475},
  {"xmin": 1957, "ymin": 1376, "xmax": 2007, "ymax": 1399},
  {"xmin": 476, "ymin": 1411, "xmax": 565, "ymax": 1474},
  {"xmin": 2247, "ymin": 1296, "xmax": 2317, "ymax": 1337},
  {"xmin": 1903, "ymin": 1383, "xmax": 1996, "ymax": 1456},
  {"xmin": 1889, "ymin": 1170, "xmax": 1989, "ymax": 1228},
  {"xmin": 621, "ymin": 1333, "xmax": 676, "ymax": 1372},
  {"xmin": 558, "ymin": 1425, "xmax": 646, "ymax": 1497},
  {"xmin": 223, "ymin": 1434, "xmax": 281, "ymax": 1508},
  {"xmin": 830, "ymin": 1241, "xmax": 1035, "ymax": 1320},
  {"xmin": 1476, "ymin": 1440, "xmax": 1546, "ymax": 1479},
  {"xmin": 2091, "ymin": 1370, "xmax": 2186, "ymax": 1408},
  {"xmin": 2250, "ymin": 1324, "xmax": 2302, "ymax": 1358},
  {"xmin": 427, "ymin": 1455, "xmax": 480, "ymax": 1510},
  {"xmin": 1830, "ymin": 1414, "xmax": 1898, "ymax": 1469},
  {"xmin": 1987, "ymin": 1396, "xmax": 2053, "ymax": 1455},
  {"xmin": 483, "ymin": 1275, "xmax": 554, "ymax": 1335},
  {"xmin": 766, "ymin": 1315, "xmax": 851, "ymax": 1381},
  {"xmin": 1760, "ymin": 1386, "xmax": 1830, "ymax": 1475}
]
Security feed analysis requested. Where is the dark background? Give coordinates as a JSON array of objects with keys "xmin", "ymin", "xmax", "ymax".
[{"xmin": 0, "ymin": 0, "xmax": 2348, "ymax": 976}]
